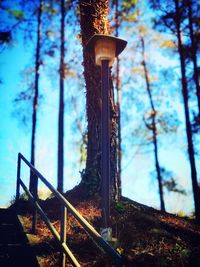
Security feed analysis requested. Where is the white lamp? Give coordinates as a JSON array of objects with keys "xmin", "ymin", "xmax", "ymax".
[{"xmin": 85, "ymin": 34, "xmax": 127, "ymax": 67}]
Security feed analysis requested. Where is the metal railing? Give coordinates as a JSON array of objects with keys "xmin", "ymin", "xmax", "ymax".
[{"xmin": 16, "ymin": 153, "xmax": 122, "ymax": 267}]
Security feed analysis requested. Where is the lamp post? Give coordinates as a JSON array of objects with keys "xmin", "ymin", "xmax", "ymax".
[{"xmin": 85, "ymin": 34, "xmax": 127, "ymax": 239}]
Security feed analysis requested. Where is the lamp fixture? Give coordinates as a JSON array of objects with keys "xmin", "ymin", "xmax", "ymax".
[{"xmin": 85, "ymin": 34, "xmax": 127, "ymax": 67}]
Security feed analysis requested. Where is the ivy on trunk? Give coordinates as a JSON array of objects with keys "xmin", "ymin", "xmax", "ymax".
[{"xmin": 79, "ymin": 0, "xmax": 119, "ymax": 201}]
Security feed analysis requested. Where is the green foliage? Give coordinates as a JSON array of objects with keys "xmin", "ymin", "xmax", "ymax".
[
  {"xmin": 180, "ymin": 249, "xmax": 192, "ymax": 263},
  {"xmin": 7, "ymin": 9, "xmax": 24, "ymax": 20},
  {"xmin": 42, "ymin": 5, "xmax": 58, "ymax": 15},
  {"xmin": 121, "ymin": 0, "xmax": 138, "ymax": 10},
  {"xmin": 123, "ymin": 11, "xmax": 138, "ymax": 22},
  {"xmin": 120, "ymin": 0, "xmax": 139, "ymax": 22},
  {"xmin": 115, "ymin": 202, "xmax": 126, "ymax": 213},
  {"xmin": 176, "ymin": 211, "xmax": 195, "ymax": 220},
  {"xmin": 81, "ymin": 166, "xmax": 100, "ymax": 196},
  {"xmin": 173, "ymin": 243, "xmax": 186, "ymax": 254},
  {"xmin": 171, "ymin": 243, "xmax": 192, "ymax": 265}
]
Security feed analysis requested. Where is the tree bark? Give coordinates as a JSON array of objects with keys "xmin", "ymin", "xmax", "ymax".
[
  {"xmin": 141, "ymin": 35, "xmax": 165, "ymax": 212},
  {"xmin": 29, "ymin": 0, "xmax": 42, "ymax": 193},
  {"xmin": 187, "ymin": 0, "xmax": 200, "ymax": 115},
  {"xmin": 115, "ymin": 0, "xmax": 122, "ymax": 201},
  {"xmin": 57, "ymin": 0, "xmax": 65, "ymax": 193},
  {"xmin": 79, "ymin": 0, "xmax": 118, "ymax": 200},
  {"xmin": 174, "ymin": 0, "xmax": 200, "ymax": 221}
]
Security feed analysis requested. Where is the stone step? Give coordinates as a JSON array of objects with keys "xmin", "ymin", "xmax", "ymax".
[{"xmin": 0, "ymin": 208, "xmax": 39, "ymax": 267}]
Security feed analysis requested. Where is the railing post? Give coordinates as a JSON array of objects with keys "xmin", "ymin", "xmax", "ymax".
[
  {"xmin": 16, "ymin": 153, "xmax": 21, "ymax": 201},
  {"xmin": 31, "ymin": 172, "xmax": 38, "ymax": 234},
  {"xmin": 59, "ymin": 205, "xmax": 67, "ymax": 267}
]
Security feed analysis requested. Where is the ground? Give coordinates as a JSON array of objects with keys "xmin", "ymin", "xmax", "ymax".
[{"xmin": 12, "ymin": 185, "xmax": 200, "ymax": 266}]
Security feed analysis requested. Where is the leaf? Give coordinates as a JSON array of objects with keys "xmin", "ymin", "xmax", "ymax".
[
  {"xmin": 115, "ymin": 202, "xmax": 126, "ymax": 213},
  {"xmin": 7, "ymin": 9, "xmax": 24, "ymax": 20},
  {"xmin": 131, "ymin": 67, "xmax": 144, "ymax": 73},
  {"xmin": 122, "ymin": 11, "xmax": 138, "ymax": 22},
  {"xmin": 42, "ymin": 5, "xmax": 58, "ymax": 15},
  {"xmin": 159, "ymin": 39, "xmax": 176, "ymax": 49},
  {"xmin": 46, "ymin": 30, "xmax": 55, "ymax": 37}
]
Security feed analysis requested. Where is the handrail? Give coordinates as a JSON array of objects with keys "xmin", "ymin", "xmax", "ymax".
[{"xmin": 16, "ymin": 153, "xmax": 122, "ymax": 267}]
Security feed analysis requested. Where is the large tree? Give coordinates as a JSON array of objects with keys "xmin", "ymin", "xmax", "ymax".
[{"xmin": 79, "ymin": 0, "xmax": 119, "ymax": 200}]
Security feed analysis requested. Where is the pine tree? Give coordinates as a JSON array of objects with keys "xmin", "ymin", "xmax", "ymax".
[
  {"xmin": 57, "ymin": 0, "xmax": 65, "ymax": 193},
  {"xmin": 150, "ymin": 0, "xmax": 200, "ymax": 221},
  {"xmin": 29, "ymin": 0, "xmax": 42, "ymax": 193},
  {"xmin": 174, "ymin": 0, "xmax": 200, "ymax": 221},
  {"xmin": 140, "ymin": 33, "xmax": 165, "ymax": 211},
  {"xmin": 79, "ymin": 0, "xmax": 118, "ymax": 200}
]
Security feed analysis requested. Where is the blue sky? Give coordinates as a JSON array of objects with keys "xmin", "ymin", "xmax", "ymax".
[{"xmin": 0, "ymin": 31, "xmax": 83, "ymax": 206}]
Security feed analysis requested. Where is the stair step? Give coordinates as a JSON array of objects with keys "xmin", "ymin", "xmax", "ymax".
[{"xmin": 0, "ymin": 208, "xmax": 39, "ymax": 267}]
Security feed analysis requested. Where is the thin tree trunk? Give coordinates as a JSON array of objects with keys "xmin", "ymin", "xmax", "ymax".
[
  {"xmin": 174, "ymin": 0, "xmax": 200, "ymax": 221},
  {"xmin": 57, "ymin": 0, "xmax": 65, "ymax": 193},
  {"xmin": 57, "ymin": 4, "xmax": 66, "ymax": 265},
  {"xmin": 141, "ymin": 35, "xmax": 165, "ymax": 212},
  {"xmin": 187, "ymin": 0, "xmax": 200, "ymax": 115},
  {"xmin": 115, "ymin": 0, "xmax": 122, "ymax": 201},
  {"xmin": 79, "ymin": 0, "xmax": 118, "ymax": 199},
  {"xmin": 29, "ymin": 0, "xmax": 42, "ymax": 192}
]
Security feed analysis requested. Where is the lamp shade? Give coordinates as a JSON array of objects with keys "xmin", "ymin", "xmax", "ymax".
[{"xmin": 85, "ymin": 34, "xmax": 127, "ymax": 67}]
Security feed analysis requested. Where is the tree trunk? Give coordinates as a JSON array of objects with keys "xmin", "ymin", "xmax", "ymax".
[
  {"xmin": 29, "ymin": 0, "xmax": 42, "ymax": 193},
  {"xmin": 57, "ymin": 0, "xmax": 65, "ymax": 193},
  {"xmin": 174, "ymin": 0, "xmax": 200, "ymax": 221},
  {"xmin": 115, "ymin": 0, "xmax": 122, "ymax": 201},
  {"xmin": 141, "ymin": 35, "xmax": 166, "ymax": 212},
  {"xmin": 79, "ymin": 0, "xmax": 118, "ymax": 200},
  {"xmin": 187, "ymin": 0, "xmax": 200, "ymax": 115}
]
